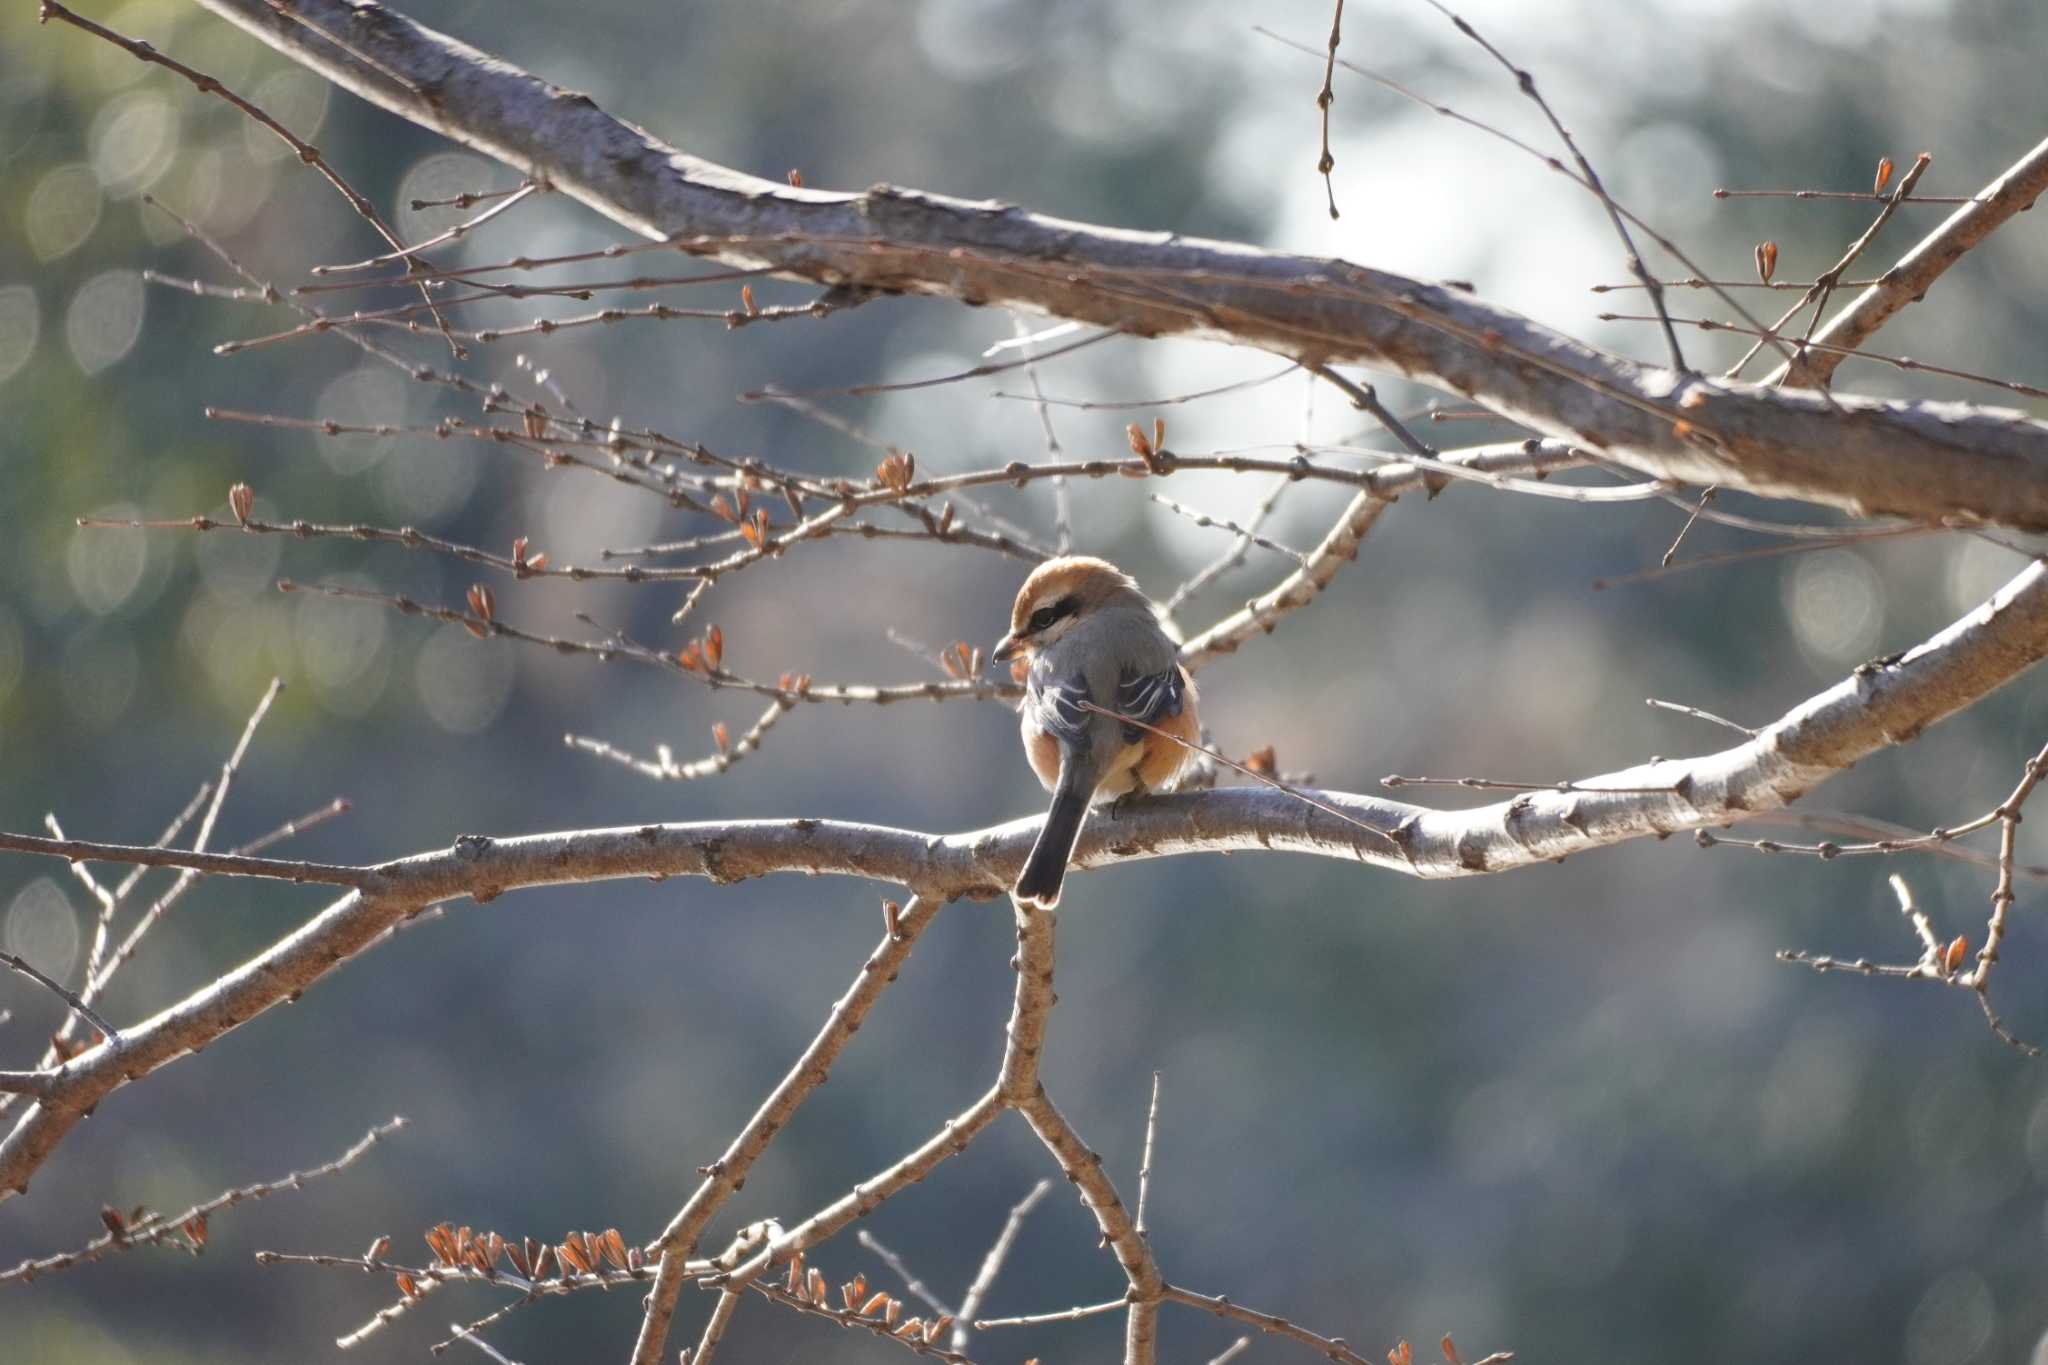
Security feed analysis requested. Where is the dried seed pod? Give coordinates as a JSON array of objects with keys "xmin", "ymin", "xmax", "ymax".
[
  {"xmin": 1754, "ymin": 240, "xmax": 1777, "ymax": 285},
  {"xmin": 1874, "ymin": 155, "xmax": 1894, "ymax": 194},
  {"xmin": 228, "ymin": 482, "xmax": 254, "ymax": 527}
]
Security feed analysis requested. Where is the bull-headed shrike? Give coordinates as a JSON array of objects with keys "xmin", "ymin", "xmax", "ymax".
[{"xmin": 992, "ymin": 556, "xmax": 1199, "ymax": 908}]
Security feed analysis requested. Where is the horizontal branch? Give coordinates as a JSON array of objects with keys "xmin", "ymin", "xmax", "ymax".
[
  {"xmin": 184, "ymin": 0, "xmax": 2048, "ymax": 528},
  {"xmin": 3, "ymin": 558, "xmax": 2042, "ymax": 1203},
  {"xmin": 0, "ymin": 832, "xmax": 368, "ymax": 888}
]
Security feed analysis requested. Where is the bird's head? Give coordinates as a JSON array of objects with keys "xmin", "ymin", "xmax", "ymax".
[{"xmin": 992, "ymin": 555, "xmax": 1144, "ymax": 662}]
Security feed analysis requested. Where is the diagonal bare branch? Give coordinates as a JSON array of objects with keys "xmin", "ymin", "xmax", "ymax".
[
  {"xmin": 175, "ymin": 0, "xmax": 2048, "ymax": 529},
  {"xmin": 1768, "ymin": 134, "xmax": 2048, "ymax": 388}
]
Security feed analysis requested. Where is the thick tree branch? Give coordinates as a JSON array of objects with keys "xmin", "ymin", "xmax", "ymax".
[
  {"xmin": 176, "ymin": 0, "xmax": 2048, "ymax": 528},
  {"xmin": 2, "ymin": 559, "xmax": 2042, "ymax": 1205}
]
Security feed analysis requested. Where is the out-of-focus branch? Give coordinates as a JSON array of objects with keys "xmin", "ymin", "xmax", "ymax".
[{"xmin": 178, "ymin": 0, "xmax": 2048, "ymax": 528}]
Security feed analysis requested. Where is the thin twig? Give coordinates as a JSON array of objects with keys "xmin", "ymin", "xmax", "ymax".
[
  {"xmin": 1, "ymin": 1117, "xmax": 404, "ymax": 1283},
  {"xmin": 1135, "ymin": 1070, "xmax": 1162, "ymax": 1238},
  {"xmin": 1012, "ymin": 313, "xmax": 1073, "ymax": 554},
  {"xmin": 566, "ymin": 696, "xmax": 796, "ymax": 782},
  {"xmin": 1645, "ymin": 697, "xmax": 1755, "ymax": 737},
  {"xmin": 0, "ymin": 953, "xmax": 118, "ymax": 1044},
  {"xmin": 951, "ymin": 1180, "xmax": 1052, "ymax": 1352},
  {"xmin": 974, "ymin": 1298, "xmax": 1126, "ymax": 1330},
  {"xmin": 856, "ymin": 1230, "xmax": 955, "ymax": 1319},
  {"xmin": 1424, "ymin": 0, "xmax": 1686, "ymax": 372},
  {"xmin": 1723, "ymin": 154, "xmax": 1931, "ymax": 381},
  {"xmin": 1316, "ymin": 0, "xmax": 1346, "ymax": 219}
]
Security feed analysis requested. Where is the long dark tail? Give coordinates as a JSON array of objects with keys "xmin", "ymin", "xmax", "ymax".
[{"xmin": 1014, "ymin": 771, "xmax": 1094, "ymax": 908}]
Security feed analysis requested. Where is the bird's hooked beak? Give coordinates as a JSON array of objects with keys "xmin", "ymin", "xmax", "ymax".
[{"xmin": 991, "ymin": 631, "xmax": 1025, "ymax": 663}]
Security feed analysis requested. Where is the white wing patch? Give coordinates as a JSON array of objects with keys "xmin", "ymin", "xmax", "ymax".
[
  {"xmin": 1115, "ymin": 668, "xmax": 1185, "ymax": 740},
  {"xmin": 1026, "ymin": 671, "xmax": 1092, "ymax": 746}
]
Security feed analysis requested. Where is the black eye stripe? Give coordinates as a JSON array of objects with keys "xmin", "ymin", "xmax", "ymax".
[{"xmin": 1026, "ymin": 595, "xmax": 1078, "ymax": 632}]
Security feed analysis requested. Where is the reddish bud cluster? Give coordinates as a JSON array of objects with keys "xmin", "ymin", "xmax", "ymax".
[
  {"xmin": 510, "ymin": 535, "xmax": 548, "ymax": 573},
  {"xmin": 874, "ymin": 452, "xmax": 915, "ymax": 491},
  {"xmin": 464, "ymin": 584, "xmax": 495, "ymax": 638},
  {"xmin": 1125, "ymin": 417, "xmax": 1170, "ymax": 473},
  {"xmin": 939, "ymin": 640, "xmax": 982, "ymax": 679}
]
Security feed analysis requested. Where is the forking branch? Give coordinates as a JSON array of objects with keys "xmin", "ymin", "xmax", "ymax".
[{"xmin": 11, "ymin": 2, "xmax": 2048, "ymax": 1363}]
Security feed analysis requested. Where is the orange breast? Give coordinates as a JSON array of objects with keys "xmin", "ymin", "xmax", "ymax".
[{"xmin": 1022, "ymin": 715, "xmax": 1062, "ymax": 792}]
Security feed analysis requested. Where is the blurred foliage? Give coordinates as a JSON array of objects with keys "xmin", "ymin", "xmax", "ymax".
[{"xmin": 2, "ymin": 2, "xmax": 2047, "ymax": 1363}]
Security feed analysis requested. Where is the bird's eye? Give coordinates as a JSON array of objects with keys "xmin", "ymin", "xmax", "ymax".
[{"xmin": 1028, "ymin": 607, "xmax": 1056, "ymax": 631}]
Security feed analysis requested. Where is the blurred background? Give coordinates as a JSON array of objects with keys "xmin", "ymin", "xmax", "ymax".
[{"xmin": 2, "ymin": 0, "xmax": 2047, "ymax": 1361}]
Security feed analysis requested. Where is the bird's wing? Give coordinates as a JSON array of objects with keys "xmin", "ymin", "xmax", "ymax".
[
  {"xmin": 1114, "ymin": 665, "xmax": 1187, "ymax": 742},
  {"xmin": 1025, "ymin": 668, "xmax": 1093, "ymax": 749}
]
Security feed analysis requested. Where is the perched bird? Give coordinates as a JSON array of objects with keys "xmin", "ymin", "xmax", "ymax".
[{"xmin": 992, "ymin": 556, "xmax": 1199, "ymax": 907}]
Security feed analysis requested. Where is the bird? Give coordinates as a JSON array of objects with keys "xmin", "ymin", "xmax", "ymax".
[{"xmin": 992, "ymin": 555, "xmax": 1199, "ymax": 908}]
